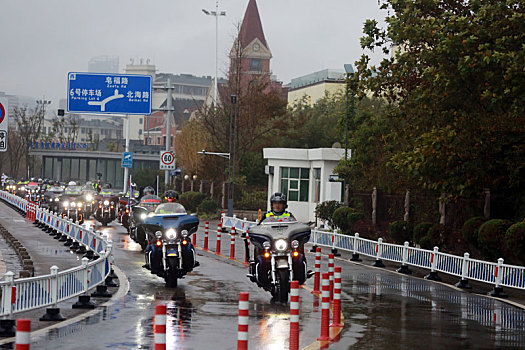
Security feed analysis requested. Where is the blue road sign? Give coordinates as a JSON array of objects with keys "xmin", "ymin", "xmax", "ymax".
[
  {"xmin": 122, "ymin": 152, "xmax": 133, "ymax": 168},
  {"xmin": 67, "ymin": 72, "xmax": 152, "ymax": 115}
]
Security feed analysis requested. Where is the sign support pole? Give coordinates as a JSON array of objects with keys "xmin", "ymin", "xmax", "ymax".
[
  {"xmin": 123, "ymin": 114, "xmax": 130, "ymax": 193},
  {"xmin": 165, "ymin": 76, "xmax": 173, "ymax": 188}
]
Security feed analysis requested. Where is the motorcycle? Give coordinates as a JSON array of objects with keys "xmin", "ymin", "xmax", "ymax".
[
  {"xmin": 129, "ymin": 194, "xmax": 162, "ymax": 249},
  {"xmin": 142, "ymin": 202, "xmax": 199, "ymax": 288},
  {"xmin": 60, "ymin": 197, "xmax": 85, "ymax": 224},
  {"xmin": 81, "ymin": 190, "xmax": 98, "ymax": 218},
  {"xmin": 247, "ymin": 217, "xmax": 312, "ymax": 303},
  {"xmin": 94, "ymin": 197, "xmax": 117, "ymax": 226}
]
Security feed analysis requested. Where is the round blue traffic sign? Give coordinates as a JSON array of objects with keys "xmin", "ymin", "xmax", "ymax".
[{"xmin": 0, "ymin": 102, "xmax": 5, "ymax": 125}]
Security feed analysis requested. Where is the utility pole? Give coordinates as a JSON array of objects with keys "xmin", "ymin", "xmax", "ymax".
[
  {"xmin": 165, "ymin": 76, "xmax": 173, "ymax": 187},
  {"xmin": 123, "ymin": 114, "xmax": 130, "ymax": 193}
]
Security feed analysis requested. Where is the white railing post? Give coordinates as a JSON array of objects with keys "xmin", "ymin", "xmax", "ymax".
[
  {"xmin": 455, "ymin": 253, "xmax": 472, "ymax": 289},
  {"xmin": 373, "ymin": 238, "xmax": 385, "ymax": 267},
  {"xmin": 489, "ymin": 258, "xmax": 508, "ymax": 298},
  {"xmin": 351, "ymin": 233, "xmax": 361, "ymax": 261},
  {"xmin": 397, "ymin": 241, "xmax": 412, "ymax": 274},
  {"xmin": 4, "ymin": 271, "xmax": 15, "ymax": 317},
  {"xmin": 50, "ymin": 266, "xmax": 59, "ymax": 308},
  {"xmin": 331, "ymin": 230, "xmax": 340, "ymax": 256},
  {"xmin": 310, "ymin": 227, "xmax": 319, "ymax": 253},
  {"xmin": 425, "ymin": 246, "xmax": 442, "ymax": 281}
]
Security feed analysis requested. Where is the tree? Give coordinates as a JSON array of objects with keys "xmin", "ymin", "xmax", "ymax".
[
  {"xmin": 12, "ymin": 105, "xmax": 46, "ymax": 177},
  {"xmin": 174, "ymin": 121, "xmax": 209, "ymax": 176},
  {"xmin": 350, "ymin": 0, "xmax": 525, "ymax": 204},
  {"xmin": 51, "ymin": 113, "xmax": 79, "ymax": 144}
]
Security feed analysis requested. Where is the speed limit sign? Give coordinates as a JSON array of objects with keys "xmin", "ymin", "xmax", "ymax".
[{"xmin": 159, "ymin": 151, "xmax": 175, "ymax": 170}]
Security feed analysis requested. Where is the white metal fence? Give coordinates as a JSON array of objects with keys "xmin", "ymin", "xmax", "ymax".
[
  {"xmin": 220, "ymin": 214, "xmax": 525, "ymax": 291},
  {"xmin": 0, "ymin": 191, "xmax": 113, "ymax": 317}
]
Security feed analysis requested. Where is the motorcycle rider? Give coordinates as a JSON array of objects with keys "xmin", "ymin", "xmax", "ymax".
[
  {"xmin": 143, "ymin": 186, "xmax": 155, "ymax": 196},
  {"xmin": 164, "ymin": 190, "xmax": 179, "ymax": 203},
  {"xmin": 262, "ymin": 192, "xmax": 296, "ymax": 222}
]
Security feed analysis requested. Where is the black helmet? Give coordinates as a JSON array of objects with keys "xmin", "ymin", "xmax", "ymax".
[
  {"xmin": 164, "ymin": 190, "xmax": 179, "ymax": 203},
  {"xmin": 143, "ymin": 186, "xmax": 155, "ymax": 195},
  {"xmin": 270, "ymin": 192, "xmax": 288, "ymax": 208},
  {"xmin": 103, "ymin": 183, "xmax": 112, "ymax": 189}
]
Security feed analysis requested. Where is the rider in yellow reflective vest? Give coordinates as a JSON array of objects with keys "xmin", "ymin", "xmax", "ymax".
[{"xmin": 263, "ymin": 192, "xmax": 296, "ymax": 222}]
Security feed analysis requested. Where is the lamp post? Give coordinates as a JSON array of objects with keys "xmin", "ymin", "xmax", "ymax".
[
  {"xmin": 35, "ymin": 99, "xmax": 51, "ymax": 178},
  {"xmin": 343, "ymin": 64, "xmax": 354, "ymax": 161},
  {"xmin": 202, "ymin": 1, "xmax": 226, "ymax": 107}
]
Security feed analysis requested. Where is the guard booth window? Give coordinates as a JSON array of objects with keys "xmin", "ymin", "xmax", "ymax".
[{"xmin": 280, "ymin": 167, "xmax": 309, "ymax": 202}]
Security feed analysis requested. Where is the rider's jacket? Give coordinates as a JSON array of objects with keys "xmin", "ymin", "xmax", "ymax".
[
  {"xmin": 264, "ymin": 211, "xmax": 295, "ymax": 220},
  {"xmin": 100, "ymin": 190, "xmax": 112, "ymax": 195}
]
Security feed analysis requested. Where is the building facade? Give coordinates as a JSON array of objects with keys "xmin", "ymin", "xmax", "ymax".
[{"xmin": 287, "ymin": 69, "xmax": 346, "ymax": 107}]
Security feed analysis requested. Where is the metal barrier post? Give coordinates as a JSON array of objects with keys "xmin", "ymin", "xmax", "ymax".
[
  {"xmin": 489, "ymin": 258, "xmax": 508, "ymax": 298},
  {"xmin": 397, "ymin": 241, "xmax": 412, "ymax": 274},
  {"xmin": 331, "ymin": 230, "xmax": 340, "ymax": 257},
  {"xmin": 455, "ymin": 253, "xmax": 472, "ymax": 289},
  {"xmin": 40, "ymin": 266, "xmax": 65, "ymax": 321},
  {"xmin": 72, "ymin": 258, "xmax": 95, "ymax": 309},
  {"xmin": 373, "ymin": 238, "xmax": 385, "ymax": 267},
  {"xmin": 310, "ymin": 227, "xmax": 319, "ymax": 253},
  {"xmin": 351, "ymin": 233, "xmax": 361, "ymax": 261},
  {"xmin": 425, "ymin": 247, "xmax": 442, "ymax": 281}
]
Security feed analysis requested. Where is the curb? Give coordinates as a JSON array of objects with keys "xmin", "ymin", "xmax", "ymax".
[{"xmin": 0, "ymin": 223, "xmax": 34, "ymax": 277}]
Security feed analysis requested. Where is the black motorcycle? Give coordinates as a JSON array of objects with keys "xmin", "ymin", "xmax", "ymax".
[
  {"xmin": 60, "ymin": 196, "xmax": 85, "ymax": 224},
  {"xmin": 247, "ymin": 217, "xmax": 312, "ymax": 303},
  {"xmin": 142, "ymin": 203, "xmax": 199, "ymax": 288},
  {"xmin": 129, "ymin": 194, "xmax": 162, "ymax": 249},
  {"xmin": 94, "ymin": 196, "xmax": 118, "ymax": 226}
]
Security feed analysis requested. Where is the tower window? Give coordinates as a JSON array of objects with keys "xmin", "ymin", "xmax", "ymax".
[{"xmin": 250, "ymin": 59, "xmax": 262, "ymax": 72}]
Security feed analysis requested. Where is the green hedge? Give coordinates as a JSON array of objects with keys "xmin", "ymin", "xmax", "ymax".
[
  {"xmin": 179, "ymin": 191, "xmax": 206, "ymax": 213},
  {"xmin": 332, "ymin": 207, "xmax": 363, "ymax": 234},
  {"xmin": 462, "ymin": 216, "xmax": 487, "ymax": 248},
  {"xmin": 197, "ymin": 198, "xmax": 220, "ymax": 215},
  {"xmin": 478, "ymin": 219, "xmax": 512, "ymax": 261},
  {"xmin": 506, "ymin": 222, "xmax": 525, "ymax": 264},
  {"xmin": 413, "ymin": 222, "xmax": 433, "ymax": 245},
  {"xmin": 389, "ymin": 221, "xmax": 413, "ymax": 244}
]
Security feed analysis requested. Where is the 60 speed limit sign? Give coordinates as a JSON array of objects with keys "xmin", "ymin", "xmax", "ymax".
[{"xmin": 159, "ymin": 151, "xmax": 176, "ymax": 170}]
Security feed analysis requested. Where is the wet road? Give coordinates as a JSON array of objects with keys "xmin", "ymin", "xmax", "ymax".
[{"xmin": 23, "ymin": 219, "xmax": 525, "ymax": 349}]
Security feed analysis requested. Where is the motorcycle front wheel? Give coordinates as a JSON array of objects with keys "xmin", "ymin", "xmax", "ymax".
[
  {"xmin": 276, "ymin": 269, "xmax": 290, "ymax": 303},
  {"xmin": 165, "ymin": 256, "xmax": 179, "ymax": 288}
]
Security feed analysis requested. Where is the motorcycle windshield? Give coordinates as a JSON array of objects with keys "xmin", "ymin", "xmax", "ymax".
[
  {"xmin": 260, "ymin": 216, "xmax": 297, "ymax": 223},
  {"xmin": 154, "ymin": 203, "xmax": 187, "ymax": 215}
]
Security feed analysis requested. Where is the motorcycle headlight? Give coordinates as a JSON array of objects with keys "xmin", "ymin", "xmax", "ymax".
[
  {"xmin": 166, "ymin": 228, "xmax": 177, "ymax": 240},
  {"xmin": 77, "ymin": 202, "xmax": 83, "ymax": 208},
  {"xmin": 71, "ymin": 202, "xmax": 76, "ymax": 207},
  {"xmin": 103, "ymin": 200, "xmax": 109, "ymax": 206},
  {"xmin": 54, "ymin": 198, "xmax": 59, "ymax": 202},
  {"xmin": 291, "ymin": 240, "xmax": 299, "ymax": 249},
  {"xmin": 140, "ymin": 213, "xmax": 147, "ymax": 220},
  {"xmin": 263, "ymin": 241, "xmax": 271, "ymax": 249},
  {"xmin": 63, "ymin": 201, "xmax": 69, "ymax": 207},
  {"xmin": 274, "ymin": 239, "xmax": 288, "ymax": 251},
  {"xmin": 181, "ymin": 229, "xmax": 189, "ymax": 238},
  {"xmin": 155, "ymin": 231, "xmax": 163, "ymax": 239},
  {"xmin": 86, "ymin": 194, "xmax": 93, "ymax": 201},
  {"xmin": 20, "ymin": 187, "xmax": 25, "ymax": 191}
]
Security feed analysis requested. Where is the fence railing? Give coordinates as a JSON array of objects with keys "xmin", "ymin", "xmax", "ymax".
[
  {"xmin": 0, "ymin": 191, "xmax": 113, "ymax": 317},
  {"xmin": 220, "ymin": 214, "xmax": 525, "ymax": 292}
]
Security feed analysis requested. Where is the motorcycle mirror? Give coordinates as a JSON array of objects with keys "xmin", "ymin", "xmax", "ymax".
[{"xmin": 181, "ymin": 229, "xmax": 189, "ymax": 238}]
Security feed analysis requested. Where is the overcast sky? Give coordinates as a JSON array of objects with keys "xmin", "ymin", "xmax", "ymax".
[{"xmin": 1, "ymin": 0, "xmax": 386, "ymax": 110}]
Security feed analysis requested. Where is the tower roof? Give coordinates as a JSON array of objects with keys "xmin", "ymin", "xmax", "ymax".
[{"xmin": 239, "ymin": 0, "xmax": 267, "ymax": 48}]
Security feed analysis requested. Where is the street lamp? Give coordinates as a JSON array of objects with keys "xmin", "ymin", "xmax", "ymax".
[
  {"xmin": 202, "ymin": 1, "xmax": 226, "ymax": 107},
  {"xmin": 343, "ymin": 64, "xmax": 355, "ymax": 161}
]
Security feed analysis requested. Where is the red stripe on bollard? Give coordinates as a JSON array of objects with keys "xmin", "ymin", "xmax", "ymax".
[
  {"xmin": 312, "ymin": 247, "xmax": 321, "ymax": 295},
  {"xmin": 230, "ymin": 227, "xmax": 236, "ymax": 260},
  {"xmin": 245, "ymin": 229, "xmax": 250, "ymax": 265},
  {"xmin": 192, "ymin": 225, "xmax": 197, "ymax": 247},
  {"xmin": 154, "ymin": 304, "xmax": 167, "ymax": 350},
  {"xmin": 330, "ymin": 266, "xmax": 344, "ymax": 328},
  {"xmin": 216, "ymin": 223, "xmax": 222, "ymax": 255},
  {"xmin": 15, "ymin": 319, "xmax": 31, "ymax": 350},
  {"xmin": 238, "ymin": 292, "xmax": 249, "ymax": 350},
  {"xmin": 328, "ymin": 254, "xmax": 334, "ymax": 302},
  {"xmin": 204, "ymin": 221, "xmax": 209, "ymax": 251},
  {"xmin": 289, "ymin": 281, "xmax": 300, "ymax": 350},
  {"xmin": 317, "ymin": 273, "xmax": 331, "ymax": 341}
]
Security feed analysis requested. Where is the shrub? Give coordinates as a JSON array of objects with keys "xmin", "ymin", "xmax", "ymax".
[
  {"xmin": 419, "ymin": 235, "xmax": 434, "ymax": 250},
  {"xmin": 462, "ymin": 216, "xmax": 487, "ymax": 248},
  {"xmin": 478, "ymin": 219, "xmax": 512, "ymax": 261},
  {"xmin": 179, "ymin": 191, "xmax": 206, "ymax": 213},
  {"xmin": 315, "ymin": 201, "xmax": 342, "ymax": 228},
  {"xmin": 413, "ymin": 222, "xmax": 432, "ymax": 245},
  {"xmin": 332, "ymin": 207, "xmax": 363, "ymax": 234},
  {"xmin": 427, "ymin": 223, "xmax": 445, "ymax": 245},
  {"xmin": 197, "ymin": 198, "xmax": 220, "ymax": 215},
  {"xmin": 237, "ymin": 190, "xmax": 267, "ymax": 211},
  {"xmin": 389, "ymin": 220, "xmax": 413, "ymax": 244},
  {"xmin": 505, "ymin": 222, "xmax": 525, "ymax": 264}
]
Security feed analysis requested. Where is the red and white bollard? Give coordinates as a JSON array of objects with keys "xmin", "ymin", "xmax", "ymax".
[
  {"xmin": 328, "ymin": 253, "xmax": 335, "ymax": 302},
  {"xmin": 317, "ymin": 273, "xmax": 331, "ymax": 341},
  {"xmin": 312, "ymin": 247, "xmax": 321, "ymax": 295},
  {"xmin": 192, "ymin": 224, "xmax": 197, "ymax": 247},
  {"xmin": 204, "ymin": 221, "xmax": 209, "ymax": 251},
  {"xmin": 230, "ymin": 226, "xmax": 236, "ymax": 260},
  {"xmin": 216, "ymin": 223, "xmax": 222, "ymax": 255},
  {"xmin": 15, "ymin": 319, "xmax": 31, "ymax": 350},
  {"xmin": 238, "ymin": 292, "xmax": 249, "ymax": 350},
  {"xmin": 330, "ymin": 266, "xmax": 343, "ymax": 328},
  {"xmin": 289, "ymin": 280, "xmax": 300, "ymax": 350},
  {"xmin": 245, "ymin": 229, "xmax": 251, "ymax": 265},
  {"xmin": 153, "ymin": 304, "xmax": 167, "ymax": 350}
]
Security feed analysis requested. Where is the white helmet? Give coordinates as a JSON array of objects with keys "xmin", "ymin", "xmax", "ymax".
[{"xmin": 68, "ymin": 181, "xmax": 77, "ymax": 186}]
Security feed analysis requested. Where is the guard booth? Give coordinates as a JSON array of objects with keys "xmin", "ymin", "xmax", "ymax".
[
  {"xmin": 263, "ymin": 148, "xmax": 345, "ymax": 223},
  {"xmin": 30, "ymin": 149, "xmax": 158, "ymax": 189}
]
